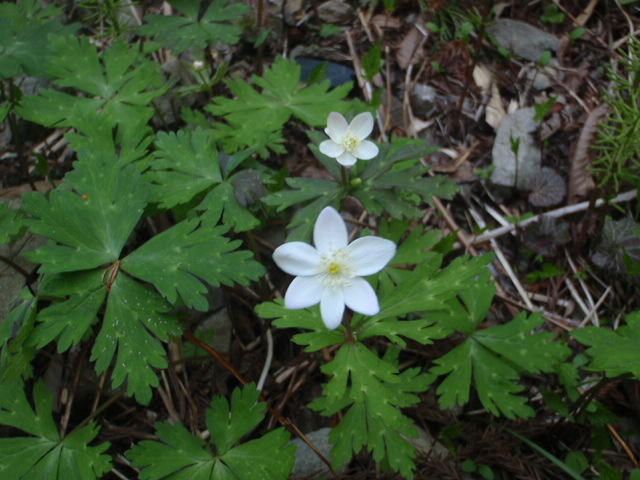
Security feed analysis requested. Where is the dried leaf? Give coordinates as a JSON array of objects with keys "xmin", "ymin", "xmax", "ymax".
[
  {"xmin": 591, "ymin": 217, "xmax": 640, "ymax": 275},
  {"xmin": 523, "ymin": 216, "xmax": 571, "ymax": 257},
  {"xmin": 568, "ymin": 102, "xmax": 610, "ymax": 203},
  {"xmin": 529, "ymin": 167, "xmax": 566, "ymax": 207}
]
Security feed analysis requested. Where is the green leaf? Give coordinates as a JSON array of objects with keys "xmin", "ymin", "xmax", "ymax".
[
  {"xmin": 92, "ymin": 274, "xmax": 181, "ymax": 405},
  {"xmin": 0, "ymin": 0, "xmax": 76, "ymax": 79},
  {"xmin": 139, "ymin": 0, "xmax": 250, "ymax": 54},
  {"xmin": 264, "ymin": 177, "xmax": 345, "ymax": 241},
  {"xmin": 0, "ymin": 202, "xmax": 25, "ymax": 244},
  {"xmin": 207, "ymin": 56, "xmax": 352, "ymax": 152},
  {"xmin": 121, "ymin": 218, "xmax": 265, "ymax": 311},
  {"xmin": 145, "ymin": 128, "xmax": 222, "ymax": 209},
  {"xmin": 0, "ymin": 288, "xmax": 37, "ymax": 380},
  {"xmin": 430, "ymin": 274, "xmax": 570, "ymax": 419},
  {"xmin": 571, "ymin": 311, "xmax": 640, "ymax": 378},
  {"xmin": 22, "ymin": 154, "xmax": 147, "ymax": 273},
  {"xmin": 0, "ymin": 379, "xmax": 112, "ymax": 480},
  {"xmin": 256, "ymin": 299, "xmax": 345, "ymax": 351},
  {"xmin": 17, "ymin": 37, "xmax": 166, "ymax": 142},
  {"xmin": 127, "ymin": 384, "xmax": 296, "ymax": 480},
  {"xmin": 30, "ymin": 270, "xmax": 106, "ymax": 352}
]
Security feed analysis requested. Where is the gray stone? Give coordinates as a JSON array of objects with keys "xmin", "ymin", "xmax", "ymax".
[
  {"xmin": 317, "ymin": 0, "xmax": 354, "ymax": 24},
  {"xmin": 290, "ymin": 427, "xmax": 344, "ymax": 478},
  {"xmin": 491, "ymin": 107, "xmax": 541, "ymax": 190},
  {"xmin": 410, "ymin": 84, "xmax": 437, "ymax": 117},
  {"xmin": 488, "ymin": 19, "xmax": 560, "ymax": 61}
]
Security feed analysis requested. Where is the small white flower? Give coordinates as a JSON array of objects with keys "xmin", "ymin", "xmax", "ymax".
[
  {"xmin": 273, "ymin": 207, "xmax": 396, "ymax": 329},
  {"xmin": 319, "ymin": 112, "xmax": 379, "ymax": 167},
  {"xmin": 193, "ymin": 60, "xmax": 205, "ymax": 71}
]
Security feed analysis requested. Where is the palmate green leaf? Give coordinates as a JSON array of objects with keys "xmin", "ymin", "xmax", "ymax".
[
  {"xmin": 571, "ymin": 311, "xmax": 640, "ymax": 378},
  {"xmin": 121, "ymin": 218, "xmax": 265, "ymax": 311},
  {"xmin": 207, "ymin": 56, "xmax": 352, "ymax": 152},
  {"xmin": 0, "ymin": 288, "xmax": 36, "ymax": 380},
  {"xmin": 140, "ymin": 0, "xmax": 250, "ymax": 54},
  {"xmin": 128, "ymin": 384, "xmax": 296, "ymax": 480},
  {"xmin": 310, "ymin": 344, "xmax": 432, "ymax": 479},
  {"xmin": 145, "ymin": 128, "xmax": 222, "ymax": 209},
  {"xmin": 256, "ymin": 300, "xmax": 345, "ymax": 351},
  {"xmin": 430, "ymin": 273, "xmax": 570, "ymax": 419},
  {"xmin": 0, "ymin": 0, "xmax": 76, "ymax": 79},
  {"xmin": 144, "ymin": 128, "xmax": 260, "ymax": 231},
  {"xmin": 92, "ymin": 274, "xmax": 181, "ymax": 405},
  {"xmin": 29, "ymin": 270, "xmax": 106, "ymax": 352},
  {"xmin": 0, "ymin": 380, "xmax": 111, "ymax": 480},
  {"xmin": 22, "ymin": 154, "xmax": 147, "ymax": 273},
  {"xmin": 17, "ymin": 36, "xmax": 166, "ymax": 142},
  {"xmin": 0, "ymin": 202, "xmax": 25, "ymax": 244},
  {"xmin": 263, "ymin": 177, "xmax": 344, "ymax": 241}
]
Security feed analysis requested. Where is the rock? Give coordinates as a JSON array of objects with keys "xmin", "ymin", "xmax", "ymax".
[
  {"xmin": 488, "ymin": 19, "xmax": 560, "ymax": 61},
  {"xmin": 290, "ymin": 427, "xmax": 345, "ymax": 478},
  {"xmin": 524, "ymin": 58, "xmax": 565, "ymax": 90},
  {"xmin": 490, "ymin": 107, "xmax": 541, "ymax": 190},
  {"xmin": 317, "ymin": 0, "xmax": 354, "ymax": 24},
  {"xmin": 410, "ymin": 84, "xmax": 437, "ymax": 117}
]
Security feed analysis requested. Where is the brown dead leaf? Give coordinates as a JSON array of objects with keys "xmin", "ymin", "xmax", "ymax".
[
  {"xmin": 395, "ymin": 26, "xmax": 425, "ymax": 70},
  {"xmin": 568, "ymin": 102, "xmax": 610, "ymax": 204}
]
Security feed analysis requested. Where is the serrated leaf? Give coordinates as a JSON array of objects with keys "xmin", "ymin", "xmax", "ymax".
[
  {"xmin": 0, "ymin": 203, "xmax": 25, "ymax": 244},
  {"xmin": 0, "ymin": 380, "xmax": 112, "ymax": 480},
  {"xmin": 0, "ymin": 0, "xmax": 76, "ymax": 79},
  {"xmin": 145, "ymin": 128, "xmax": 222, "ymax": 209},
  {"xmin": 571, "ymin": 311, "xmax": 640, "ymax": 378},
  {"xmin": 430, "ymin": 276, "xmax": 570, "ymax": 419},
  {"xmin": 92, "ymin": 274, "xmax": 181, "ymax": 404},
  {"xmin": 139, "ymin": 0, "xmax": 250, "ymax": 54},
  {"xmin": 0, "ymin": 288, "xmax": 37, "ymax": 380},
  {"xmin": 17, "ymin": 37, "xmax": 166, "ymax": 141},
  {"xmin": 30, "ymin": 270, "xmax": 106, "ymax": 352},
  {"xmin": 127, "ymin": 384, "xmax": 296, "ymax": 480},
  {"xmin": 199, "ymin": 179, "xmax": 261, "ymax": 232},
  {"xmin": 122, "ymin": 218, "xmax": 264, "ymax": 311},
  {"xmin": 22, "ymin": 155, "xmax": 147, "ymax": 273},
  {"xmin": 207, "ymin": 56, "xmax": 352, "ymax": 152},
  {"xmin": 256, "ymin": 300, "xmax": 345, "ymax": 351}
]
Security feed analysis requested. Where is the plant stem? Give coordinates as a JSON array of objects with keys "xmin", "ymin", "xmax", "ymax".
[{"xmin": 341, "ymin": 166, "xmax": 349, "ymax": 188}]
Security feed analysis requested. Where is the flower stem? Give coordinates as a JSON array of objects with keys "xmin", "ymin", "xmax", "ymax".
[
  {"xmin": 343, "ymin": 313, "xmax": 356, "ymax": 344},
  {"xmin": 341, "ymin": 166, "xmax": 348, "ymax": 188}
]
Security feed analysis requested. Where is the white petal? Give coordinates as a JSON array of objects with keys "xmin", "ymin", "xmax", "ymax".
[
  {"xmin": 347, "ymin": 237, "xmax": 396, "ymax": 276},
  {"xmin": 314, "ymin": 206, "xmax": 348, "ymax": 252},
  {"xmin": 348, "ymin": 112, "xmax": 374, "ymax": 139},
  {"xmin": 273, "ymin": 242, "xmax": 321, "ymax": 276},
  {"xmin": 353, "ymin": 140, "xmax": 379, "ymax": 160},
  {"xmin": 319, "ymin": 140, "xmax": 345, "ymax": 158},
  {"xmin": 336, "ymin": 152, "xmax": 357, "ymax": 167},
  {"xmin": 285, "ymin": 276, "xmax": 323, "ymax": 309},
  {"xmin": 325, "ymin": 112, "xmax": 348, "ymax": 142},
  {"xmin": 343, "ymin": 277, "xmax": 380, "ymax": 316},
  {"xmin": 320, "ymin": 288, "xmax": 345, "ymax": 329}
]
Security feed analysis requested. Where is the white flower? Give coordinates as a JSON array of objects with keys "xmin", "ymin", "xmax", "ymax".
[
  {"xmin": 273, "ymin": 206, "xmax": 396, "ymax": 329},
  {"xmin": 193, "ymin": 60, "xmax": 205, "ymax": 71},
  {"xmin": 319, "ymin": 112, "xmax": 379, "ymax": 167}
]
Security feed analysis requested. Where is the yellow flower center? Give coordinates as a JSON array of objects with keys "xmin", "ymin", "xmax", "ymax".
[
  {"xmin": 318, "ymin": 248, "xmax": 354, "ymax": 288},
  {"xmin": 341, "ymin": 133, "xmax": 360, "ymax": 152}
]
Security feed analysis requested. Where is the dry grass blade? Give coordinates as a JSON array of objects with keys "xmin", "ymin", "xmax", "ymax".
[{"xmin": 568, "ymin": 102, "xmax": 610, "ymax": 204}]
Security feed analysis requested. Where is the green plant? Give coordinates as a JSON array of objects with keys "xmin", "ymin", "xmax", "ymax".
[{"xmin": 593, "ymin": 36, "xmax": 640, "ymax": 194}]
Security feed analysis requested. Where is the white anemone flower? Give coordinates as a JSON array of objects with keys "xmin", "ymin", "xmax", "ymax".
[
  {"xmin": 319, "ymin": 112, "xmax": 379, "ymax": 167},
  {"xmin": 273, "ymin": 206, "xmax": 396, "ymax": 329}
]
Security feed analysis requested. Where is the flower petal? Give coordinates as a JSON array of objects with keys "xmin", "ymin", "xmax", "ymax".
[
  {"xmin": 285, "ymin": 276, "xmax": 323, "ymax": 309},
  {"xmin": 314, "ymin": 206, "xmax": 348, "ymax": 252},
  {"xmin": 343, "ymin": 277, "xmax": 379, "ymax": 316},
  {"xmin": 319, "ymin": 140, "xmax": 345, "ymax": 158},
  {"xmin": 346, "ymin": 236, "xmax": 397, "ymax": 276},
  {"xmin": 325, "ymin": 112, "xmax": 348, "ymax": 142},
  {"xmin": 348, "ymin": 112, "xmax": 374, "ymax": 139},
  {"xmin": 336, "ymin": 152, "xmax": 357, "ymax": 167},
  {"xmin": 320, "ymin": 288, "xmax": 345, "ymax": 329},
  {"xmin": 352, "ymin": 140, "xmax": 379, "ymax": 160},
  {"xmin": 273, "ymin": 242, "xmax": 321, "ymax": 276}
]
